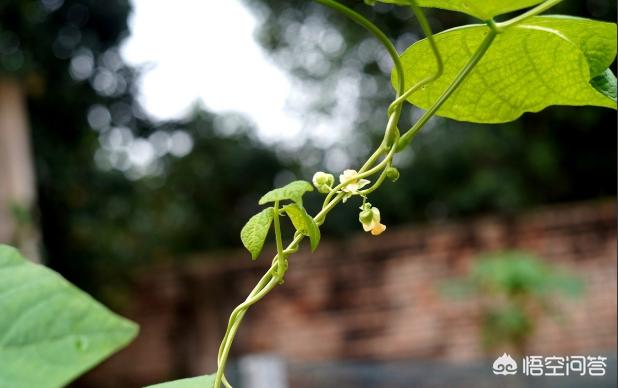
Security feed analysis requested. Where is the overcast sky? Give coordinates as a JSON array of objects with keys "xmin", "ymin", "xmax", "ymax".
[{"xmin": 120, "ymin": 0, "xmax": 304, "ymax": 143}]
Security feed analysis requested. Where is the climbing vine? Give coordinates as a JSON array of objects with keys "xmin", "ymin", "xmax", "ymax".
[{"xmin": 146, "ymin": 0, "xmax": 616, "ymax": 387}]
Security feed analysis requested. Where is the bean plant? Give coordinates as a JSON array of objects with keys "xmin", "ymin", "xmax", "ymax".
[
  {"xmin": 0, "ymin": 0, "xmax": 615, "ymax": 388},
  {"xmin": 150, "ymin": 1, "xmax": 615, "ymax": 386}
]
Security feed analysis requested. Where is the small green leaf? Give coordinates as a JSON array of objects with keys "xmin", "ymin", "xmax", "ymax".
[
  {"xmin": 240, "ymin": 207, "xmax": 274, "ymax": 260},
  {"xmin": 375, "ymin": 0, "xmax": 544, "ymax": 20},
  {"xmin": 591, "ymin": 69, "xmax": 617, "ymax": 102},
  {"xmin": 258, "ymin": 180, "xmax": 313, "ymax": 206},
  {"xmin": 393, "ymin": 16, "xmax": 617, "ymax": 123},
  {"xmin": 283, "ymin": 204, "xmax": 321, "ymax": 251},
  {"xmin": 146, "ymin": 374, "xmax": 215, "ymax": 388},
  {"xmin": 0, "ymin": 245, "xmax": 138, "ymax": 388}
]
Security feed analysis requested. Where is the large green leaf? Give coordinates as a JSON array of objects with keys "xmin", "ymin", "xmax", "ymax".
[
  {"xmin": 0, "ymin": 245, "xmax": 138, "ymax": 388},
  {"xmin": 240, "ymin": 207, "xmax": 274, "ymax": 260},
  {"xmin": 283, "ymin": 204, "xmax": 321, "ymax": 251},
  {"xmin": 258, "ymin": 180, "xmax": 313, "ymax": 206},
  {"xmin": 147, "ymin": 374, "xmax": 215, "ymax": 388},
  {"xmin": 375, "ymin": 0, "xmax": 544, "ymax": 20},
  {"xmin": 393, "ymin": 16, "xmax": 617, "ymax": 123}
]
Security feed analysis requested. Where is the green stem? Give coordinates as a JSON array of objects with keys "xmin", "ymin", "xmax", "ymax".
[
  {"xmin": 359, "ymin": 145, "xmax": 397, "ymax": 196},
  {"xmin": 214, "ymin": 276, "xmax": 279, "ymax": 388},
  {"xmin": 384, "ymin": 0, "xmax": 442, "ymax": 147},
  {"xmin": 382, "ymin": 109, "xmax": 402, "ymax": 148},
  {"xmin": 315, "ymin": 192, "xmax": 344, "ymax": 226},
  {"xmin": 213, "ymin": 2, "xmax": 443, "ymax": 387},
  {"xmin": 214, "ymin": 230, "xmax": 307, "ymax": 388},
  {"xmin": 313, "ymin": 0, "xmax": 407, "ymax": 148},
  {"xmin": 216, "ymin": 269, "xmax": 274, "ymax": 365},
  {"xmin": 396, "ymin": 27, "xmax": 498, "ymax": 152},
  {"xmin": 272, "ymin": 201, "xmax": 286, "ymax": 281},
  {"xmin": 213, "ymin": 137, "xmax": 392, "ymax": 387},
  {"xmin": 387, "ymin": 0, "xmax": 443, "ymax": 117},
  {"xmin": 314, "ymin": 0, "xmax": 405, "ymax": 97},
  {"xmin": 213, "ymin": 140, "xmax": 394, "ymax": 387},
  {"xmin": 496, "ymin": 0, "xmax": 563, "ymax": 29},
  {"xmin": 358, "ymin": 144, "xmax": 387, "ymax": 174}
]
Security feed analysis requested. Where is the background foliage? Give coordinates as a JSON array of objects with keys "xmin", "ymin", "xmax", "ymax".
[
  {"xmin": 443, "ymin": 250, "xmax": 583, "ymax": 353},
  {"xmin": 0, "ymin": 0, "xmax": 615, "ymax": 296}
]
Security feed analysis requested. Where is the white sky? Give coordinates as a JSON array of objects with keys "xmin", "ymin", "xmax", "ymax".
[{"xmin": 120, "ymin": 0, "xmax": 303, "ymax": 143}]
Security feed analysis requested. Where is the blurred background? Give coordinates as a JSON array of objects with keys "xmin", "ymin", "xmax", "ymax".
[{"xmin": 0, "ymin": 0, "xmax": 616, "ymax": 387}]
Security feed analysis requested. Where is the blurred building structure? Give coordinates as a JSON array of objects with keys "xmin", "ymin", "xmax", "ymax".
[
  {"xmin": 0, "ymin": 78, "xmax": 39, "ymax": 262},
  {"xmin": 79, "ymin": 199, "xmax": 616, "ymax": 387}
]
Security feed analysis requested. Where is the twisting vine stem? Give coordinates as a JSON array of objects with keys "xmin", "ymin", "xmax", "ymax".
[
  {"xmin": 314, "ymin": 0, "xmax": 405, "ymax": 96},
  {"xmin": 385, "ymin": 0, "xmax": 443, "ymax": 147},
  {"xmin": 213, "ymin": 0, "xmax": 565, "ymax": 386},
  {"xmin": 396, "ymin": 25, "xmax": 498, "ymax": 151},
  {"xmin": 272, "ymin": 201, "xmax": 287, "ymax": 281},
  {"xmin": 496, "ymin": 0, "xmax": 563, "ymax": 29}
]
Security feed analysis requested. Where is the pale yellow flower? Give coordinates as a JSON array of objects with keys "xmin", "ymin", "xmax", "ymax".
[
  {"xmin": 339, "ymin": 169, "xmax": 370, "ymax": 202},
  {"xmin": 359, "ymin": 206, "xmax": 386, "ymax": 236}
]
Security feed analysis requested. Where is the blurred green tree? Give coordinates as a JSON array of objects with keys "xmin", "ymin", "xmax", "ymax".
[
  {"xmin": 1, "ymin": 0, "xmax": 615, "ymax": 295},
  {"xmin": 0, "ymin": 0, "xmax": 296, "ymax": 293},
  {"xmin": 244, "ymin": 0, "xmax": 617, "ymax": 234}
]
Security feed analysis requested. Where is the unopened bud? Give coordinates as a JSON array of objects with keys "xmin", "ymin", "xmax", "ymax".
[
  {"xmin": 385, "ymin": 167, "xmax": 400, "ymax": 182},
  {"xmin": 312, "ymin": 171, "xmax": 335, "ymax": 194}
]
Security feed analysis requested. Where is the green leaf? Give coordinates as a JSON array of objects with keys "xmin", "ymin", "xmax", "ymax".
[
  {"xmin": 527, "ymin": 16, "xmax": 617, "ymax": 77},
  {"xmin": 283, "ymin": 204, "xmax": 321, "ymax": 251},
  {"xmin": 258, "ymin": 180, "xmax": 313, "ymax": 206},
  {"xmin": 393, "ymin": 16, "xmax": 617, "ymax": 123},
  {"xmin": 591, "ymin": 69, "xmax": 617, "ymax": 102},
  {"xmin": 240, "ymin": 207, "xmax": 274, "ymax": 260},
  {"xmin": 0, "ymin": 245, "xmax": 138, "ymax": 388},
  {"xmin": 375, "ymin": 0, "xmax": 544, "ymax": 20},
  {"xmin": 146, "ymin": 374, "xmax": 215, "ymax": 388}
]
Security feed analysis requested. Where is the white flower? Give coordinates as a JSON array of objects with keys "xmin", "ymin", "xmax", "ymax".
[
  {"xmin": 339, "ymin": 169, "xmax": 370, "ymax": 202},
  {"xmin": 359, "ymin": 206, "xmax": 386, "ymax": 236}
]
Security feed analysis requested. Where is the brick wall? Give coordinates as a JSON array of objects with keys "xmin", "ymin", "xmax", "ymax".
[{"xmin": 79, "ymin": 200, "xmax": 617, "ymax": 387}]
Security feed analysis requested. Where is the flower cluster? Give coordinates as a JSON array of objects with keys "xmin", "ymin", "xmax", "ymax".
[{"xmin": 313, "ymin": 169, "xmax": 386, "ymax": 235}]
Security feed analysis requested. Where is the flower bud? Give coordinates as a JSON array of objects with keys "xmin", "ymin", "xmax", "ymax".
[
  {"xmin": 312, "ymin": 171, "xmax": 334, "ymax": 193},
  {"xmin": 385, "ymin": 167, "xmax": 400, "ymax": 182}
]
